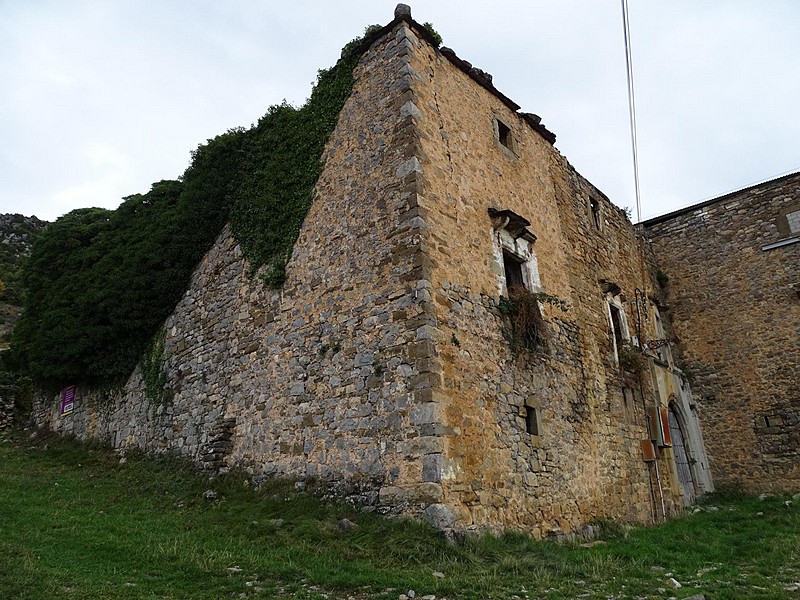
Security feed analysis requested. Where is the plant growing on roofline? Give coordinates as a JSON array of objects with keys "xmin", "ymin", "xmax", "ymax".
[{"xmin": 498, "ymin": 285, "xmax": 569, "ymax": 354}]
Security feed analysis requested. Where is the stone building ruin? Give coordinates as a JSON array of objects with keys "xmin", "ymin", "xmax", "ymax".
[{"xmin": 33, "ymin": 6, "xmax": 797, "ymax": 536}]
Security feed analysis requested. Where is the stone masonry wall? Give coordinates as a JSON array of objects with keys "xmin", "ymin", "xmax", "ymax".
[
  {"xmin": 0, "ymin": 394, "xmax": 12, "ymax": 431},
  {"xmin": 644, "ymin": 173, "xmax": 800, "ymax": 491},
  {"xmin": 398, "ymin": 25, "xmax": 709, "ymax": 534},
  {"xmin": 35, "ymin": 22, "xmax": 447, "ymax": 516}
]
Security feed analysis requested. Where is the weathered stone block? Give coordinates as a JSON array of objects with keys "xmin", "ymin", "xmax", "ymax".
[
  {"xmin": 409, "ymin": 402, "xmax": 441, "ymax": 425},
  {"xmin": 423, "ymin": 503, "xmax": 456, "ymax": 529},
  {"xmin": 422, "ymin": 453, "xmax": 443, "ymax": 482},
  {"xmin": 396, "ymin": 156, "xmax": 422, "ymax": 179}
]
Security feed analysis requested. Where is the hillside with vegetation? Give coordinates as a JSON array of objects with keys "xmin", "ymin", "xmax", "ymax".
[{"xmin": 6, "ymin": 27, "xmax": 382, "ymax": 393}]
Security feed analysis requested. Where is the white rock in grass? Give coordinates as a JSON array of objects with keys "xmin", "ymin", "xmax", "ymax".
[{"xmin": 667, "ymin": 577, "xmax": 682, "ymax": 589}]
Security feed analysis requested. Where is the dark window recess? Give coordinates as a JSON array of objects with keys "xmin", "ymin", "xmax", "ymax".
[
  {"xmin": 764, "ymin": 416, "xmax": 771, "ymax": 428},
  {"xmin": 610, "ymin": 304, "xmax": 624, "ymax": 356},
  {"xmin": 525, "ymin": 407, "xmax": 539, "ymax": 436},
  {"xmin": 497, "ymin": 119, "xmax": 512, "ymax": 149},
  {"xmin": 503, "ymin": 251, "xmax": 525, "ymax": 290},
  {"xmin": 590, "ymin": 198, "xmax": 601, "ymax": 229}
]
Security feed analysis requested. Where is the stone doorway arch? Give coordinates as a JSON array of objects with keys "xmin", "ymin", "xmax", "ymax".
[{"xmin": 668, "ymin": 402, "xmax": 697, "ymax": 505}]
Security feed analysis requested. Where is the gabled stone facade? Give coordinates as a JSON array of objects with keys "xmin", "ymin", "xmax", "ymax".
[
  {"xmin": 644, "ymin": 172, "xmax": 800, "ymax": 491},
  {"xmin": 33, "ymin": 7, "xmax": 721, "ymax": 536}
]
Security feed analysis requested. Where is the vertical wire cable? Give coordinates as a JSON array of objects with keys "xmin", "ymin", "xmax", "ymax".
[{"xmin": 621, "ymin": 0, "xmax": 642, "ymax": 222}]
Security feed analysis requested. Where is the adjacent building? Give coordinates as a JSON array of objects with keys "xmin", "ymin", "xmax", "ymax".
[{"xmin": 643, "ymin": 172, "xmax": 800, "ymax": 491}]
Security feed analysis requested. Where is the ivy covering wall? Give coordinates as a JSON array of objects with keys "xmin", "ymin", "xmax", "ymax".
[{"xmin": 8, "ymin": 27, "xmax": 381, "ymax": 391}]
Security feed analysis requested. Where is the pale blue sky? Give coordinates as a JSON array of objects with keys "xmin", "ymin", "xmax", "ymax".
[{"xmin": 2, "ymin": 1, "xmax": 799, "ymax": 222}]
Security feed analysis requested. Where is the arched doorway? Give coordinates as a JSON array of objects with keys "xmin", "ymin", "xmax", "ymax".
[{"xmin": 668, "ymin": 404, "xmax": 696, "ymax": 505}]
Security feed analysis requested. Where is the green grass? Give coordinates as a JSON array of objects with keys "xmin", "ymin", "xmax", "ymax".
[{"xmin": 1, "ymin": 431, "xmax": 798, "ymax": 599}]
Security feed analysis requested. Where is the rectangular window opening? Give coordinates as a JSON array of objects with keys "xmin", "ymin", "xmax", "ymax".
[
  {"xmin": 610, "ymin": 304, "xmax": 624, "ymax": 356},
  {"xmin": 590, "ymin": 198, "xmax": 602, "ymax": 229},
  {"xmin": 787, "ymin": 209, "xmax": 800, "ymax": 234},
  {"xmin": 503, "ymin": 250, "xmax": 525, "ymax": 291},
  {"xmin": 497, "ymin": 119, "xmax": 512, "ymax": 150},
  {"xmin": 525, "ymin": 407, "xmax": 539, "ymax": 436}
]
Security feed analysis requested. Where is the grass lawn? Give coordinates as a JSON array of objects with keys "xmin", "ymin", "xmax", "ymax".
[{"xmin": 1, "ymin": 430, "xmax": 798, "ymax": 599}]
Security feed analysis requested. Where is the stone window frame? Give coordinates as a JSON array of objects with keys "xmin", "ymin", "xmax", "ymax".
[
  {"xmin": 777, "ymin": 203, "xmax": 800, "ymax": 237},
  {"xmin": 492, "ymin": 227, "xmax": 541, "ymax": 297},
  {"xmin": 763, "ymin": 202, "xmax": 800, "ymax": 250},
  {"xmin": 606, "ymin": 293, "xmax": 632, "ymax": 364},
  {"xmin": 493, "ymin": 115, "xmax": 518, "ymax": 158}
]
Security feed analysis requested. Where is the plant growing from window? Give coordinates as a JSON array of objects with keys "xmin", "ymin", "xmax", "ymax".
[
  {"xmin": 618, "ymin": 341, "xmax": 646, "ymax": 374},
  {"xmin": 499, "ymin": 286, "xmax": 568, "ymax": 354}
]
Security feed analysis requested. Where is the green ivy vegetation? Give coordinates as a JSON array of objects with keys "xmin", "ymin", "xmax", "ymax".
[
  {"xmin": 141, "ymin": 328, "xmax": 169, "ymax": 405},
  {"xmin": 9, "ymin": 26, "xmax": 382, "ymax": 392}
]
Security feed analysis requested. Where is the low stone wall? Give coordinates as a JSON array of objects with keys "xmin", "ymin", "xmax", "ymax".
[{"xmin": 0, "ymin": 393, "xmax": 13, "ymax": 431}]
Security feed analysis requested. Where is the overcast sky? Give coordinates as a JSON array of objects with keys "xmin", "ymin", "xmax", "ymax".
[{"xmin": 2, "ymin": 1, "xmax": 799, "ymax": 223}]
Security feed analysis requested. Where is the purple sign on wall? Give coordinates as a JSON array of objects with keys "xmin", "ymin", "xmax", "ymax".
[{"xmin": 60, "ymin": 385, "xmax": 76, "ymax": 416}]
